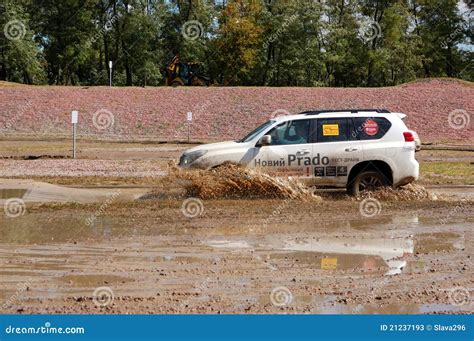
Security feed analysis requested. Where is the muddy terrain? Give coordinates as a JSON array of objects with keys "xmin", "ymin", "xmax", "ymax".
[{"xmin": 0, "ymin": 139, "xmax": 472, "ymax": 314}]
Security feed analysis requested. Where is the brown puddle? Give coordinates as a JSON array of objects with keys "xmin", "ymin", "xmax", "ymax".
[
  {"xmin": 266, "ymin": 251, "xmax": 387, "ymax": 273},
  {"xmin": 206, "ymin": 236, "xmax": 414, "ymax": 276},
  {"xmin": 415, "ymin": 232, "xmax": 465, "ymax": 253},
  {"xmin": 60, "ymin": 274, "xmax": 130, "ymax": 288},
  {"xmin": 0, "ymin": 215, "xmax": 142, "ymax": 244},
  {"xmin": 0, "ymin": 188, "xmax": 28, "ymax": 199}
]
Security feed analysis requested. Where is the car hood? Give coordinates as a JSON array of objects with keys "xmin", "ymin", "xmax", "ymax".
[{"xmin": 183, "ymin": 140, "xmax": 247, "ymax": 154}]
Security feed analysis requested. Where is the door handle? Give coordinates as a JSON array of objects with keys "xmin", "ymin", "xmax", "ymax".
[
  {"xmin": 345, "ymin": 148, "xmax": 358, "ymax": 152},
  {"xmin": 296, "ymin": 149, "xmax": 310, "ymax": 155}
]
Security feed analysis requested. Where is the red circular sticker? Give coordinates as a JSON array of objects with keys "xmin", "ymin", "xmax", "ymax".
[{"xmin": 363, "ymin": 119, "xmax": 379, "ymax": 136}]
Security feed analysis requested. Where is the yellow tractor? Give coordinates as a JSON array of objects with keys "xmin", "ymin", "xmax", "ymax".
[{"xmin": 164, "ymin": 55, "xmax": 215, "ymax": 86}]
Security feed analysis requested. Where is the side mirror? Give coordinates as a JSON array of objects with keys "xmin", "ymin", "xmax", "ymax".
[{"xmin": 258, "ymin": 135, "xmax": 272, "ymax": 146}]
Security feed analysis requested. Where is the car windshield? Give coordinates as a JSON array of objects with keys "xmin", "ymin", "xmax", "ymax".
[{"xmin": 238, "ymin": 120, "xmax": 274, "ymax": 142}]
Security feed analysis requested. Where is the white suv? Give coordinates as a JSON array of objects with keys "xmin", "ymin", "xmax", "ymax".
[{"xmin": 179, "ymin": 109, "xmax": 420, "ymax": 195}]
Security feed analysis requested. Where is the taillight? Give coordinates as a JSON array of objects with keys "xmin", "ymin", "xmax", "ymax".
[{"xmin": 403, "ymin": 132, "xmax": 415, "ymax": 142}]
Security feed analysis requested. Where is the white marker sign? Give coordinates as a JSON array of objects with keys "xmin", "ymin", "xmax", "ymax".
[
  {"xmin": 71, "ymin": 110, "xmax": 78, "ymax": 124},
  {"xmin": 187, "ymin": 111, "xmax": 193, "ymax": 121}
]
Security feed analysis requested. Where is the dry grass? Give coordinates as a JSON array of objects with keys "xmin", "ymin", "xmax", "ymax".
[{"xmin": 420, "ymin": 162, "xmax": 474, "ymax": 185}]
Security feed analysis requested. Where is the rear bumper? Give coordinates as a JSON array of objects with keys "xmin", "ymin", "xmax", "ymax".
[{"xmin": 393, "ymin": 159, "xmax": 419, "ymax": 187}]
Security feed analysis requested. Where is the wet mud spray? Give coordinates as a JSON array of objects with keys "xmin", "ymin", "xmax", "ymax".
[
  {"xmin": 167, "ymin": 163, "xmax": 315, "ymax": 200},
  {"xmin": 155, "ymin": 163, "xmax": 439, "ymax": 202}
]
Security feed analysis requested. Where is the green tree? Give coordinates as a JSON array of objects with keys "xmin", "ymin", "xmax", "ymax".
[
  {"xmin": 31, "ymin": 0, "xmax": 96, "ymax": 84},
  {"xmin": 360, "ymin": 0, "xmax": 421, "ymax": 86},
  {"xmin": 0, "ymin": 0, "xmax": 45, "ymax": 83},
  {"xmin": 412, "ymin": 0, "xmax": 467, "ymax": 78},
  {"xmin": 214, "ymin": 0, "xmax": 264, "ymax": 85}
]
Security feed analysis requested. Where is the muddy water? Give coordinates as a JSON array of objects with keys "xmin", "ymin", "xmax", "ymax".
[
  {"xmin": 0, "ymin": 189, "xmax": 28, "ymax": 199},
  {"xmin": 0, "ymin": 215, "xmax": 129, "ymax": 244},
  {"xmin": 429, "ymin": 187, "xmax": 474, "ymax": 199},
  {"xmin": 0, "ymin": 200, "xmax": 472, "ymax": 314}
]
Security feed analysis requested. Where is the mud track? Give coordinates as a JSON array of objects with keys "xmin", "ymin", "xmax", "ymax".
[{"xmin": 1, "ymin": 197, "xmax": 472, "ymax": 314}]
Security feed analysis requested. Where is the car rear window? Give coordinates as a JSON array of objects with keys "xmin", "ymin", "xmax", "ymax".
[
  {"xmin": 352, "ymin": 117, "xmax": 392, "ymax": 140},
  {"xmin": 316, "ymin": 118, "xmax": 356, "ymax": 142}
]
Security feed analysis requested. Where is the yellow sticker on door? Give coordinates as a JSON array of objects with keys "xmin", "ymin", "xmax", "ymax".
[
  {"xmin": 321, "ymin": 257, "xmax": 338, "ymax": 270},
  {"xmin": 322, "ymin": 124, "xmax": 339, "ymax": 136}
]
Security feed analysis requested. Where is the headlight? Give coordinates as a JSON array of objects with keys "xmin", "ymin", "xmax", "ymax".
[{"xmin": 179, "ymin": 150, "xmax": 207, "ymax": 167}]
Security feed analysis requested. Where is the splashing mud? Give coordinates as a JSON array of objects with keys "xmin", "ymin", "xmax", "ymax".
[
  {"xmin": 150, "ymin": 163, "xmax": 441, "ymax": 202},
  {"xmin": 359, "ymin": 183, "xmax": 437, "ymax": 201},
  {"xmin": 165, "ymin": 162, "xmax": 316, "ymax": 200}
]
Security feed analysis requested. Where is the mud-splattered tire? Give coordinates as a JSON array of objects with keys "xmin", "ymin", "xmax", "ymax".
[{"xmin": 347, "ymin": 171, "xmax": 388, "ymax": 196}]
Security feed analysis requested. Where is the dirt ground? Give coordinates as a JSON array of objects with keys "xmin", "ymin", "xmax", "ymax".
[{"xmin": 0, "ymin": 138, "xmax": 472, "ymax": 314}]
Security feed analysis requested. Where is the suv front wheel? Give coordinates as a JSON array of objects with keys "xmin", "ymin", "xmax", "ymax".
[{"xmin": 347, "ymin": 171, "xmax": 388, "ymax": 196}]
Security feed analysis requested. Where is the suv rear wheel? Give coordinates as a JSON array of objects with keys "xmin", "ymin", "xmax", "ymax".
[{"xmin": 347, "ymin": 171, "xmax": 388, "ymax": 196}]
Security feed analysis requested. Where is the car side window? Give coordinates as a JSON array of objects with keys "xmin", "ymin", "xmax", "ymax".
[
  {"xmin": 316, "ymin": 118, "xmax": 355, "ymax": 142},
  {"xmin": 266, "ymin": 120, "xmax": 311, "ymax": 145},
  {"xmin": 353, "ymin": 117, "xmax": 392, "ymax": 140}
]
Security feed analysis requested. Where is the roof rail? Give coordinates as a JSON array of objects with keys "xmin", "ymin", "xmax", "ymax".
[{"xmin": 302, "ymin": 109, "xmax": 391, "ymax": 115}]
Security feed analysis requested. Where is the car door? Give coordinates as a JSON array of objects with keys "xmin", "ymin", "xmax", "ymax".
[
  {"xmin": 255, "ymin": 119, "xmax": 315, "ymax": 182},
  {"xmin": 312, "ymin": 117, "xmax": 363, "ymax": 187}
]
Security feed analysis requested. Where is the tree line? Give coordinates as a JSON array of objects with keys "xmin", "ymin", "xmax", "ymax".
[{"xmin": 0, "ymin": 0, "xmax": 472, "ymax": 87}]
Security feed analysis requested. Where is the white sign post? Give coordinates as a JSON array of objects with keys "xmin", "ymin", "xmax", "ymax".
[
  {"xmin": 109, "ymin": 60, "xmax": 113, "ymax": 87},
  {"xmin": 71, "ymin": 111, "xmax": 78, "ymax": 159},
  {"xmin": 186, "ymin": 112, "xmax": 193, "ymax": 142}
]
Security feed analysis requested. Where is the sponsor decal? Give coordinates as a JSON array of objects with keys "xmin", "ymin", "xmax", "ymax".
[
  {"xmin": 363, "ymin": 119, "xmax": 379, "ymax": 136},
  {"xmin": 326, "ymin": 166, "xmax": 336, "ymax": 176},
  {"xmin": 336, "ymin": 166, "xmax": 348, "ymax": 176},
  {"xmin": 314, "ymin": 166, "xmax": 325, "ymax": 177},
  {"xmin": 322, "ymin": 124, "xmax": 340, "ymax": 136}
]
